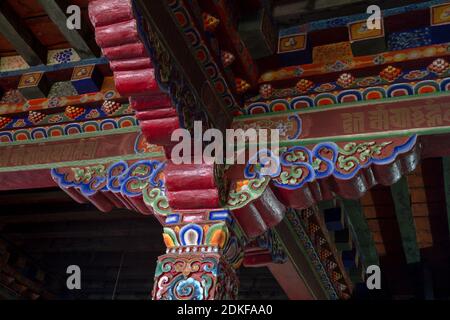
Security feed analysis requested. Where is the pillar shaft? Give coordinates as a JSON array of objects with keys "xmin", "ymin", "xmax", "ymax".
[{"xmin": 152, "ymin": 212, "xmax": 244, "ymax": 300}]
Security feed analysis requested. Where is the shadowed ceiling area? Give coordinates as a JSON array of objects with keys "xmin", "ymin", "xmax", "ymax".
[{"xmin": 0, "ymin": 187, "xmax": 287, "ymax": 300}]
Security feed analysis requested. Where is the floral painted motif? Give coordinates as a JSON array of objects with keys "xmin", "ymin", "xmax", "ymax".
[
  {"xmin": 143, "ymin": 187, "xmax": 171, "ymax": 216},
  {"xmin": 428, "ymin": 58, "xmax": 450, "ymax": 75},
  {"xmin": 153, "ymin": 254, "xmax": 238, "ymax": 300},
  {"xmin": 380, "ymin": 66, "xmax": 402, "ymax": 82},
  {"xmin": 226, "ymin": 177, "xmax": 270, "ymax": 209},
  {"xmin": 0, "ymin": 55, "xmax": 29, "ymax": 72},
  {"xmin": 0, "ymin": 90, "xmax": 26, "ymax": 105},
  {"xmin": 48, "ymin": 82, "xmax": 78, "ymax": 98},
  {"xmin": 244, "ymin": 136, "xmax": 417, "ymax": 189},
  {"xmin": 48, "ymin": 48, "xmax": 80, "ymax": 65},
  {"xmin": 245, "ymin": 77, "xmax": 450, "ymax": 114},
  {"xmin": 337, "ymin": 73, "xmax": 355, "ymax": 88},
  {"xmin": 314, "ymin": 83, "xmax": 336, "ymax": 93},
  {"xmin": 403, "ymin": 70, "xmax": 429, "ymax": 81},
  {"xmin": 51, "ymin": 159, "xmax": 166, "ymax": 197}
]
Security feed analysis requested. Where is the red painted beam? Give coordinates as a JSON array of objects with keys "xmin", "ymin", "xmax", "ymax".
[
  {"xmin": 0, "ymin": 170, "xmax": 55, "ymax": 191},
  {"xmin": 268, "ymin": 261, "xmax": 315, "ymax": 300}
]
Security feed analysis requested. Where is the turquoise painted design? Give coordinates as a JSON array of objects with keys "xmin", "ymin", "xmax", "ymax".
[
  {"xmin": 245, "ymin": 136, "xmax": 417, "ymax": 189},
  {"xmin": 51, "ymin": 159, "xmax": 166, "ymax": 197},
  {"xmin": 174, "ymin": 278, "xmax": 204, "ymax": 300}
]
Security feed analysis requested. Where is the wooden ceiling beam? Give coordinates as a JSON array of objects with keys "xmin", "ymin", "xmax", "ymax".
[
  {"xmin": 273, "ymin": 215, "xmax": 330, "ymax": 300},
  {"xmin": 37, "ymin": 0, "xmax": 99, "ymax": 58},
  {"xmin": 135, "ymin": 0, "xmax": 233, "ymax": 132},
  {"xmin": 0, "ymin": 1, "xmax": 47, "ymax": 65},
  {"xmin": 390, "ymin": 176, "xmax": 421, "ymax": 264},
  {"xmin": 341, "ymin": 199, "xmax": 379, "ymax": 266}
]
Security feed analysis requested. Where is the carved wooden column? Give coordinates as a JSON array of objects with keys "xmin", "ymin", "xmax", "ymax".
[
  {"xmin": 153, "ymin": 209, "xmax": 244, "ymax": 300},
  {"xmin": 151, "ymin": 160, "xmax": 244, "ymax": 300}
]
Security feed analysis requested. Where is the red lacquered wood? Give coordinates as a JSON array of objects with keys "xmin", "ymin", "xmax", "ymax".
[
  {"xmin": 87, "ymin": 193, "xmax": 115, "ymax": 212},
  {"xmin": 165, "ymin": 163, "xmax": 216, "ymax": 191},
  {"xmin": 95, "ymin": 20, "xmax": 140, "ymax": 48},
  {"xmin": 0, "ymin": 170, "xmax": 56, "ymax": 191},
  {"xmin": 114, "ymin": 68, "xmax": 160, "ymax": 96},
  {"xmin": 102, "ymin": 191, "xmax": 126, "ymax": 209},
  {"xmin": 88, "ymin": 0, "xmax": 133, "ymax": 28},
  {"xmin": 268, "ymin": 261, "xmax": 315, "ymax": 300},
  {"xmin": 130, "ymin": 95, "xmax": 172, "ymax": 111},
  {"xmin": 63, "ymin": 187, "xmax": 88, "ymax": 204},
  {"xmin": 135, "ymin": 108, "xmax": 178, "ymax": 121},
  {"xmin": 243, "ymin": 253, "xmax": 273, "ymax": 267},
  {"xmin": 110, "ymin": 57, "xmax": 153, "ymax": 72},
  {"xmin": 232, "ymin": 204, "xmax": 268, "ymax": 238},
  {"xmin": 252, "ymin": 187, "xmax": 285, "ymax": 228},
  {"xmin": 167, "ymin": 189, "xmax": 220, "ymax": 209},
  {"xmin": 271, "ymin": 184, "xmax": 317, "ymax": 209},
  {"xmin": 140, "ymin": 117, "xmax": 180, "ymax": 146},
  {"xmin": 102, "ymin": 43, "xmax": 148, "ymax": 60},
  {"xmin": 128, "ymin": 196, "xmax": 153, "ymax": 215}
]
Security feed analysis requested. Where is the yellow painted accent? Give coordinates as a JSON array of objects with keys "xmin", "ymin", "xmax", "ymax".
[
  {"xmin": 163, "ymin": 233, "xmax": 174, "ymax": 248},
  {"xmin": 210, "ymin": 230, "xmax": 226, "ymax": 248}
]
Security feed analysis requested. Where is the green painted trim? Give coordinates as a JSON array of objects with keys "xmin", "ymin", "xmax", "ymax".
[
  {"xmin": 341, "ymin": 199, "xmax": 379, "ymax": 266},
  {"xmin": 236, "ymin": 90, "xmax": 450, "ymax": 121},
  {"xmin": 318, "ymin": 200, "xmax": 337, "ymax": 212},
  {"xmin": 0, "ymin": 151, "xmax": 165, "ymax": 173},
  {"xmin": 0, "ymin": 126, "xmax": 140, "ymax": 147},
  {"xmin": 390, "ymin": 176, "xmax": 420, "ymax": 264},
  {"xmin": 442, "ymin": 157, "xmax": 450, "ymax": 240}
]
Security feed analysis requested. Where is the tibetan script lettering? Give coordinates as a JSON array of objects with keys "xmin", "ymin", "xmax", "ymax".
[{"xmin": 342, "ymin": 105, "xmax": 450, "ymax": 134}]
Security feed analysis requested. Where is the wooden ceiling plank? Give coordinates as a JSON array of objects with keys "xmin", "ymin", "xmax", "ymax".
[
  {"xmin": 0, "ymin": 1, "xmax": 46, "ymax": 65},
  {"xmin": 442, "ymin": 157, "xmax": 450, "ymax": 239},
  {"xmin": 390, "ymin": 176, "xmax": 421, "ymax": 264},
  {"xmin": 341, "ymin": 199, "xmax": 379, "ymax": 266},
  {"xmin": 273, "ymin": 217, "xmax": 329, "ymax": 300},
  {"xmin": 37, "ymin": 0, "xmax": 98, "ymax": 58}
]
